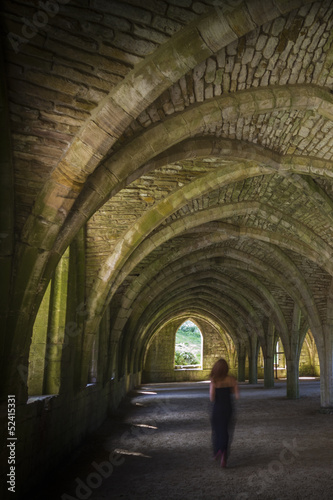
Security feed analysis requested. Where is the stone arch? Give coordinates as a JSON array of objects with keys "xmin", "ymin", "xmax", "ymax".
[
  {"xmin": 51, "ymin": 85, "xmax": 333, "ymax": 266},
  {"xmin": 108, "ymin": 235, "xmax": 326, "ymax": 395},
  {"xmin": 84, "ymin": 191, "xmax": 333, "ymax": 358},
  {"xmin": 125, "ymin": 289, "xmax": 264, "ymax": 382},
  {"xmin": 141, "ymin": 308, "xmax": 239, "ymax": 381},
  {"xmin": 86, "ymin": 209, "xmax": 327, "ymax": 348},
  {"xmin": 10, "ymin": 0, "xmax": 315, "ymax": 364}
]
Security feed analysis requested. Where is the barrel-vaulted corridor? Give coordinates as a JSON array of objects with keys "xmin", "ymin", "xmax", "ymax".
[{"xmin": 1, "ymin": 0, "xmax": 333, "ymax": 498}]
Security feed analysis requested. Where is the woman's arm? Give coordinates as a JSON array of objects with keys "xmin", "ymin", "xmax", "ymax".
[
  {"xmin": 233, "ymin": 378, "xmax": 240, "ymax": 400},
  {"xmin": 209, "ymin": 381, "xmax": 215, "ymax": 402}
]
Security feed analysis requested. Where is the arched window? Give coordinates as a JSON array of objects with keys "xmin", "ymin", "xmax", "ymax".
[
  {"xmin": 299, "ymin": 330, "xmax": 320, "ymax": 377},
  {"xmin": 174, "ymin": 320, "xmax": 203, "ymax": 370},
  {"xmin": 274, "ymin": 338, "xmax": 286, "ymax": 378}
]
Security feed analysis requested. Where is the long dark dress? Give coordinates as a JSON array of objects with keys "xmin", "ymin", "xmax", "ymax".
[{"xmin": 211, "ymin": 386, "xmax": 233, "ymax": 456}]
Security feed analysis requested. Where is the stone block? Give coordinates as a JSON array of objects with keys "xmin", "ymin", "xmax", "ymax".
[{"xmin": 92, "ymin": 0, "xmax": 152, "ymax": 24}]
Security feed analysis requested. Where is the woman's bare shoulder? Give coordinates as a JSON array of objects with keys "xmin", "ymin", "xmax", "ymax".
[
  {"xmin": 214, "ymin": 375, "xmax": 237, "ymax": 388},
  {"xmin": 227, "ymin": 375, "xmax": 237, "ymax": 386}
]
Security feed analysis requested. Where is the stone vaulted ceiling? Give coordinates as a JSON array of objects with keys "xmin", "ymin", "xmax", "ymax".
[{"xmin": 1, "ymin": 0, "xmax": 333, "ymax": 393}]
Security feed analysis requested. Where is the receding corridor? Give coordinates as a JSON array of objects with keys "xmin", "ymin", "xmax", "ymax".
[
  {"xmin": 2, "ymin": 2, "xmax": 333, "ymax": 498},
  {"xmin": 31, "ymin": 379, "xmax": 332, "ymax": 500}
]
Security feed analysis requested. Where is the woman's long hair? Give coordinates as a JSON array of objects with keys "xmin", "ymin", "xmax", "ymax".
[{"xmin": 210, "ymin": 358, "xmax": 229, "ymax": 382}]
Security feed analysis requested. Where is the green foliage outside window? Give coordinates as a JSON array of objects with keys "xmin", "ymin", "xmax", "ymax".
[{"xmin": 174, "ymin": 320, "xmax": 202, "ymax": 366}]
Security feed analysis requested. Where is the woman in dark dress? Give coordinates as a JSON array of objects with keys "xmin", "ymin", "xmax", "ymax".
[{"xmin": 210, "ymin": 358, "xmax": 239, "ymax": 468}]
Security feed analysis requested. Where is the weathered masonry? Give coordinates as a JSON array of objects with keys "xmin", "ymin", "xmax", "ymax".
[{"xmin": 0, "ymin": 0, "xmax": 333, "ymax": 497}]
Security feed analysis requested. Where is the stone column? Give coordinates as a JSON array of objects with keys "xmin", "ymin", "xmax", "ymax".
[
  {"xmin": 320, "ymin": 349, "xmax": 333, "ymax": 409},
  {"xmin": 43, "ymin": 248, "xmax": 69, "ymax": 395},
  {"xmin": 286, "ymin": 303, "xmax": 301, "ymax": 399},
  {"xmin": 98, "ymin": 309, "xmax": 110, "ymax": 386},
  {"xmin": 64, "ymin": 227, "xmax": 88, "ymax": 392},
  {"xmin": 27, "ymin": 282, "xmax": 51, "ymax": 395},
  {"xmin": 286, "ymin": 357, "xmax": 299, "ymax": 399},
  {"xmin": 237, "ymin": 343, "xmax": 246, "ymax": 382},
  {"xmin": 264, "ymin": 320, "xmax": 275, "ymax": 389},
  {"xmin": 107, "ymin": 339, "xmax": 119, "ymax": 382},
  {"xmin": 320, "ymin": 319, "xmax": 333, "ymax": 409},
  {"xmin": 264, "ymin": 356, "xmax": 275, "ymax": 388},
  {"xmin": 248, "ymin": 335, "xmax": 258, "ymax": 384},
  {"xmin": 72, "ymin": 227, "xmax": 87, "ymax": 390}
]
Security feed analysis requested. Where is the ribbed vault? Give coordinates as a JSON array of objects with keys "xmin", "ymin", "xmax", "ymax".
[
  {"xmin": 3, "ymin": 3, "xmax": 333, "ymax": 495},
  {"xmin": 1, "ymin": 0, "xmax": 333, "ymax": 412}
]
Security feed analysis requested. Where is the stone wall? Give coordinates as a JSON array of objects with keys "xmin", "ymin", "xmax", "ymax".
[{"xmin": 0, "ymin": 375, "xmax": 136, "ymax": 499}]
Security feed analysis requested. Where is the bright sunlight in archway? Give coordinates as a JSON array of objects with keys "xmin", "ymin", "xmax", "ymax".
[{"xmin": 174, "ymin": 320, "xmax": 202, "ymax": 370}]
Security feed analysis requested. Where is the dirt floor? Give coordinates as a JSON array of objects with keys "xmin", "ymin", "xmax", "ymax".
[{"xmin": 31, "ymin": 379, "xmax": 333, "ymax": 500}]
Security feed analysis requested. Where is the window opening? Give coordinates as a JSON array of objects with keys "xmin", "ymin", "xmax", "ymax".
[
  {"xmin": 174, "ymin": 320, "xmax": 202, "ymax": 370},
  {"xmin": 299, "ymin": 330, "xmax": 320, "ymax": 377},
  {"xmin": 27, "ymin": 247, "xmax": 69, "ymax": 396},
  {"xmin": 274, "ymin": 338, "xmax": 286, "ymax": 379},
  {"xmin": 27, "ymin": 280, "xmax": 52, "ymax": 395}
]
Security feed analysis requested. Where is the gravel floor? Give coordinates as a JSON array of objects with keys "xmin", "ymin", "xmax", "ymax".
[{"xmin": 31, "ymin": 379, "xmax": 333, "ymax": 500}]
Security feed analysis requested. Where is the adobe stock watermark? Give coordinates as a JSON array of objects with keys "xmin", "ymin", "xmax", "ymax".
[
  {"xmin": 61, "ymin": 451, "xmax": 125, "ymax": 500},
  {"xmin": 235, "ymin": 438, "xmax": 306, "ymax": 499},
  {"xmin": 61, "ymin": 390, "xmax": 175, "ymax": 499},
  {"xmin": 7, "ymin": 0, "xmax": 71, "ymax": 54}
]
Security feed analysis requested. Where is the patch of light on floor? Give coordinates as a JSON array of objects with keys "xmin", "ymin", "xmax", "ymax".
[
  {"xmin": 299, "ymin": 376, "xmax": 317, "ymax": 380},
  {"xmin": 133, "ymin": 423, "xmax": 158, "ymax": 429},
  {"xmin": 135, "ymin": 390, "xmax": 157, "ymax": 395},
  {"xmin": 114, "ymin": 449, "xmax": 151, "ymax": 458}
]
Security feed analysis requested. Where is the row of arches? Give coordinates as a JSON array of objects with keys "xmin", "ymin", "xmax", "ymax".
[
  {"xmin": 4, "ymin": 0, "xmax": 333, "ymax": 402},
  {"xmin": 172, "ymin": 320, "xmax": 319, "ymax": 378},
  {"xmin": 26, "ymin": 273, "xmax": 320, "ymax": 401},
  {"xmin": 144, "ymin": 318, "xmax": 320, "ymax": 387}
]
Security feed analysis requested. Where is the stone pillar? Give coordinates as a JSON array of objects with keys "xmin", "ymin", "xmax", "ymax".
[
  {"xmin": 264, "ymin": 320, "xmax": 275, "ymax": 389},
  {"xmin": 98, "ymin": 309, "xmax": 109, "ymax": 386},
  {"xmin": 73, "ymin": 227, "xmax": 87, "ymax": 390},
  {"xmin": 320, "ymin": 349, "xmax": 333, "ymax": 409},
  {"xmin": 63, "ymin": 227, "xmax": 87, "ymax": 392},
  {"xmin": 248, "ymin": 336, "xmax": 258, "ymax": 384},
  {"xmin": 264, "ymin": 356, "xmax": 275, "ymax": 388},
  {"xmin": 237, "ymin": 344, "xmax": 246, "ymax": 382},
  {"xmin": 107, "ymin": 339, "xmax": 119, "ymax": 382},
  {"xmin": 286, "ymin": 357, "xmax": 299, "ymax": 399},
  {"xmin": 320, "ymin": 322, "xmax": 333, "ymax": 409},
  {"xmin": 27, "ymin": 282, "xmax": 51, "ymax": 395},
  {"xmin": 248, "ymin": 354, "xmax": 257, "ymax": 384},
  {"xmin": 43, "ymin": 248, "xmax": 69, "ymax": 394},
  {"xmin": 286, "ymin": 303, "xmax": 301, "ymax": 399},
  {"xmin": 320, "ymin": 279, "xmax": 333, "ymax": 408}
]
